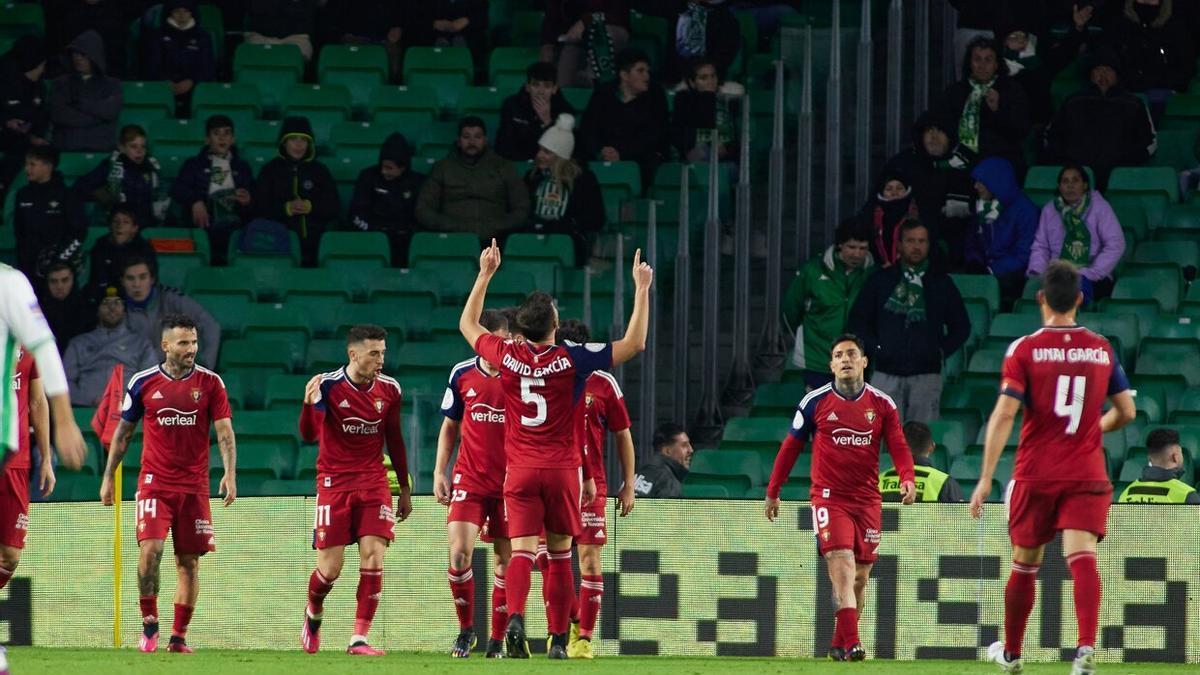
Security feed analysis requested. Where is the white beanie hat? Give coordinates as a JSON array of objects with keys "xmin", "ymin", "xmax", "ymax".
[{"xmin": 538, "ymin": 113, "xmax": 575, "ymax": 160}]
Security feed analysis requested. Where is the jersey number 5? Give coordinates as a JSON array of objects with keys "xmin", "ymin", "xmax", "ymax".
[
  {"xmin": 1054, "ymin": 375, "xmax": 1086, "ymax": 434},
  {"xmin": 520, "ymin": 377, "xmax": 547, "ymax": 427}
]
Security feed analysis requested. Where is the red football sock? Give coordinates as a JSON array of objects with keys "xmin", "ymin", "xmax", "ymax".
[
  {"xmin": 307, "ymin": 569, "xmax": 336, "ymax": 617},
  {"xmin": 490, "ymin": 573, "xmax": 507, "ymax": 641},
  {"xmin": 506, "ymin": 550, "xmax": 535, "ymax": 618},
  {"xmin": 172, "ymin": 603, "xmax": 194, "ymax": 638},
  {"xmin": 578, "ymin": 574, "xmax": 603, "ymax": 638},
  {"xmin": 835, "ymin": 607, "xmax": 860, "ymax": 648},
  {"xmin": 1004, "ymin": 560, "xmax": 1040, "ymax": 657},
  {"xmin": 139, "ymin": 595, "xmax": 158, "ymax": 626},
  {"xmin": 354, "ymin": 568, "xmax": 382, "ymax": 637},
  {"xmin": 545, "ymin": 549, "xmax": 574, "ymax": 635},
  {"xmin": 448, "ymin": 567, "xmax": 474, "ymax": 629},
  {"xmin": 0, "ymin": 565, "xmax": 13, "ymax": 590},
  {"xmin": 1067, "ymin": 551, "xmax": 1100, "ymax": 648},
  {"xmin": 536, "ymin": 544, "xmax": 549, "ymax": 606}
]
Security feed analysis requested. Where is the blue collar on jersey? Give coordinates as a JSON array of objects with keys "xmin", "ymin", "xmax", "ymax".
[
  {"xmin": 474, "ymin": 356, "xmax": 499, "ymax": 378},
  {"xmin": 157, "ymin": 364, "xmax": 195, "ymax": 381},
  {"xmin": 830, "ymin": 382, "xmax": 866, "ymax": 401}
]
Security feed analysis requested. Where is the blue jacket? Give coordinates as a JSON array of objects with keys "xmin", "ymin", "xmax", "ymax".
[
  {"xmin": 965, "ymin": 157, "xmax": 1037, "ymax": 277},
  {"xmin": 146, "ymin": 1, "xmax": 216, "ymax": 84},
  {"xmin": 170, "ymin": 145, "xmax": 255, "ymax": 226}
]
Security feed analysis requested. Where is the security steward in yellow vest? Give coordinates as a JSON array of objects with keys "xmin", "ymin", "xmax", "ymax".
[
  {"xmin": 1118, "ymin": 429, "xmax": 1200, "ymax": 504},
  {"xmin": 880, "ymin": 421, "xmax": 964, "ymax": 502}
]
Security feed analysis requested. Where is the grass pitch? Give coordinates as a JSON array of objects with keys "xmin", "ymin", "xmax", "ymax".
[{"xmin": 5, "ymin": 649, "xmax": 1197, "ymax": 675}]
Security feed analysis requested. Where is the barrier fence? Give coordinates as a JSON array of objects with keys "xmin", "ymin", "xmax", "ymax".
[{"xmin": 1, "ymin": 498, "xmax": 1196, "ymax": 663}]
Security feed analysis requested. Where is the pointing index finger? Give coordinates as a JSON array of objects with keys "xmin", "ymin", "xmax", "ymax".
[{"xmin": 634, "ymin": 248, "xmax": 641, "ymax": 267}]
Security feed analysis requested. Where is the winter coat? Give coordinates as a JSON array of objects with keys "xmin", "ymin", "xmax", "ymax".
[
  {"xmin": 633, "ymin": 453, "xmax": 687, "ymax": 498},
  {"xmin": 13, "ymin": 172, "xmax": 87, "ymax": 279},
  {"xmin": 252, "ymin": 116, "xmax": 339, "ymax": 240},
  {"xmin": 934, "ymin": 74, "xmax": 1031, "ymax": 176},
  {"xmin": 965, "ymin": 157, "xmax": 1037, "ymax": 277},
  {"xmin": 348, "ymin": 134, "xmax": 425, "ymax": 234},
  {"xmin": 335, "ymin": 0, "xmax": 410, "ymax": 41},
  {"xmin": 857, "ymin": 176, "xmax": 919, "ymax": 268},
  {"xmin": 1027, "ymin": 190, "xmax": 1125, "ymax": 283},
  {"xmin": 524, "ymin": 165, "xmax": 605, "ymax": 235},
  {"xmin": 40, "ymin": 286, "xmax": 96, "ymax": 353},
  {"xmin": 541, "ymin": 0, "xmax": 632, "ymax": 44},
  {"xmin": 1104, "ymin": 0, "xmax": 1195, "ymax": 92},
  {"xmin": 171, "ymin": 145, "xmax": 255, "ymax": 227},
  {"xmin": 73, "ymin": 151, "xmax": 170, "ymax": 227},
  {"xmin": 123, "ymin": 284, "xmax": 220, "ymax": 367},
  {"xmin": 782, "ymin": 245, "xmax": 875, "ymax": 371},
  {"xmin": 64, "ymin": 323, "xmax": 157, "ymax": 407},
  {"xmin": 246, "ymin": 0, "xmax": 320, "ymax": 38},
  {"xmin": 666, "ymin": 1, "xmax": 741, "ymax": 81},
  {"xmin": 415, "ymin": 146, "xmax": 529, "ymax": 240},
  {"xmin": 1044, "ymin": 83, "xmax": 1157, "ymax": 185},
  {"xmin": 86, "ymin": 232, "xmax": 158, "ymax": 297},
  {"xmin": 847, "ymin": 264, "xmax": 971, "ymax": 377},
  {"xmin": 669, "ymin": 87, "xmax": 740, "ymax": 159},
  {"xmin": 0, "ymin": 54, "xmax": 49, "ymax": 154},
  {"xmin": 146, "ymin": 1, "xmax": 216, "ymax": 84},
  {"xmin": 579, "ymin": 79, "xmax": 670, "ymax": 165},
  {"xmin": 47, "ymin": 30, "xmax": 123, "ymax": 152},
  {"xmin": 494, "ymin": 87, "xmax": 577, "ymax": 161}
]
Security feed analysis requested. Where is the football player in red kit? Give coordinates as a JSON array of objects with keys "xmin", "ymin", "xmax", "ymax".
[
  {"xmin": 101, "ymin": 314, "xmax": 237, "ymax": 654},
  {"xmin": 972, "ymin": 261, "xmax": 1135, "ymax": 675},
  {"xmin": 764, "ymin": 333, "xmax": 916, "ymax": 661},
  {"xmin": 0, "ymin": 348, "xmax": 54, "ymax": 592},
  {"xmin": 459, "ymin": 239, "xmax": 652, "ymax": 659},
  {"xmin": 435, "ymin": 309, "xmax": 511, "ymax": 658},
  {"xmin": 299, "ymin": 325, "xmax": 413, "ymax": 656}
]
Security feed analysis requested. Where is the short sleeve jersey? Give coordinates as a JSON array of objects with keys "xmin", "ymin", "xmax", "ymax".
[
  {"xmin": 312, "ymin": 368, "xmax": 404, "ymax": 492},
  {"xmin": 0, "ymin": 266, "xmax": 59, "ymax": 459},
  {"xmin": 1000, "ymin": 326, "xmax": 1130, "ymax": 482},
  {"xmin": 10, "ymin": 348, "xmax": 36, "ymax": 470},
  {"xmin": 581, "ymin": 371, "xmax": 632, "ymax": 492},
  {"xmin": 474, "ymin": 334, "xmax": 613, "ymax": 469},
  {"xmin": 441, "ymin": 357, "xmax": 507, "ymax": 496},
  {"xmin": 122, "ymin": 365, "xmax": 232, "ymax": 494},
  {"xmin": 789, "ymin": 383, "xmax": 911, "ymax": 504}
]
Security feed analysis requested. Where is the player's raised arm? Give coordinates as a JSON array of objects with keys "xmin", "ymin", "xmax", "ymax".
[
  {"xmin": 970, "ymin": 394, "xmax": 1022, "ymax": 518},
  {"xmin": 612, "ymin": 248, "xmax": 654, "ymax": 366},
  {"xmin": 214, "ymin": 417, "xmax": 237, "ymax": 506},
  {"xmin": 460, "ymin": 239, "xmax": 501, "ymax": 349}
]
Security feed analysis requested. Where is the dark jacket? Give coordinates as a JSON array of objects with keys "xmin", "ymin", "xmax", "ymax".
[
  {"xmin": 40, "ymin": 284, "xmax": 96, "ymax": 353},
  {"xmin": 992, "ymin": 13, "xmax": 1087, "ymax": 124},
  {"xmin": 47, "ymin": 30, "xmax": 123, "ymax": 152},
  {"xmin": 146, "ymin": 0, "xmax": 216, "ymax": 84},
  {"xmin": 847, "ymin": 261, "xmax": 971, "ymax": 376},
  {"xmin": 667, "ymin": 1, "xmax": 741, "ymax": 81},
  {"xmin": 670, "ymin": 88, "xmax": 739, "ymax": 159},
  {"xmin": 332, "ymin": 0, "xmax": 410, "ymax": 40},
  {"xmin": 348, "ymin": 133, "xmax": 425, "ymax": 234},
  {"xmin": 1104, "ymin": 1, "xmax": 1195, "ymax": 92},
  {"xmin": 73, "ymin": 151, "xmax": 170, "ymax": 227},
  {"xmin": 253, "ymin": 116, "xmax": 339, "ymax": 240},
  {"xmin": 171, "ymin": 144, "xmax": 256, "ymax": 227},
  {"xmin": 246, "ymin": 0, "xmax": 320, "ymax": 38},
  {"xmin": 495, "ymin": 87, "xmax": 576, "ymax": 161},
  {"xmin": 524, "ymin": 164, "xmax": 605, "ymax": 235},
  {"xmin": 14, "ymin": 172, "xmax": 87, "ymax": 279},
  {"xmin": 579, "ymin": 79, "xmax": 670, "ymax": 165},
  {"xmin": 0, "ymin": 39, "xmax": 50, "ymax": 155},
  {"xmin": 415, "ymin": 146, "xmax": 530, "ymax": 240},
  {"xmin": 1044, "ymin": 83, "xmax": 1156, "ymax": 188},
  {"xmin": 55, "ymin": 0, "xmax": 136, "ymax": 77},
  {"xmin": 634, "ymin": 453, "xmax": 687, "ymax": 498},
  {"xmin": 541, "ymin": 0, "xmax": 632, "ymax": 44},
  {"xmin": 86, "ymin": 232, "xmax": 158, "ymax": 297},
  {"xmin": 857, "ymin": 173, "xmax": 919, "ymax": 268},
  {"xmin": 934, "ymin": 71, "xmax": 1031, "ymax": 176},
  {"xmin": 965, "ymin": 157, "xmax": 1037, "ymax": 277}
]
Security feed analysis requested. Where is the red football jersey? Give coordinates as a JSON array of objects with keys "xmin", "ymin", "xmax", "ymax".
[
  {"xmin": 779, "ymin": 383, "xmax": 915, "ymax": 503},
  {"xmin": 473, "ymin": 335, "xmax": 613, "ymax": 469},
  {"xmin": 308, "ymin": 368, "xmax": 404, "ymax": 492},
  {"xmin": 1000, "ymin": 326, "xmax": 1129, "ymax": 483},
  {"xmin": 122, "ymin": 365, "xmax": 232, "ymax": 494},
  {"xmin": 10, "ymin": 348, "xmax": 37, "ymax": 470},
  {"xmin": 581, "ymin": 370, "xmax": 631, "ymax": 493},
  {"xmin": 441, "ymin": 357, "xmax": 507, "ymax": 496}
]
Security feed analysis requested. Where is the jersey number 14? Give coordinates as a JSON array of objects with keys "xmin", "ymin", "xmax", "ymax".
[{"xmin": 1053, "ymin": 375, "xmax": 1086, "ymax": 435}]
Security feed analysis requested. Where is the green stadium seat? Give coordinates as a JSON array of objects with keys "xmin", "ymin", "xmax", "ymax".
[
  {"xmin": 719, "ymin": 417, "xmax": 783, "ymax": 452},
  {"xmin": 228, "ymin": 230, "xmax": 302, "ymax": 271},
  {"xmin": 403, "ymin": 46, "xmax": 473, "ymax": 87},
  {"xmin": 950, "ymin": 274, "xmax": 1001, "ymax": 316},
  {"xmin": 282, "ymin": 84, "xmax": 351, "ymax": 151},
  {"xmin": 122, "ymin": 81, "xmax": 174, "ymax": 123},
  {"xmin": 1137, "ymin": 340, "xmax": 1200, "ymax": 387},
  {"xmin": 318, "ymin": 231, "xmax": 391, "ymax": 269},
  {"xmin": 330, "ymin": 121, "xmax": 391, "ymax": 169},
  {"xmin": 241, "ymin": 305, "xmax": 313, "ymax": 366},
  {"xmin": 305, "ymin": 339, "xmax": 351, "ymax": 373},
  {"xmin": 234, "ymin": 410, "xmax": 303, "ymax": 454},
  {"xmin": 1108, "ymin": 269, "xmax": 1180, "ymax": 314},
  {"xmin": 219, "ymin": 371, "xmax": 245, "ymax": 410},
  {"xmin": 488, "ymin": 47, "xmax": 539, "ymax": 87},
  {"xmin": 191, "ymin": 83, "xmax": 263, "ymax": 133},
  {"xmin": 681, "ymin": 482, "xmax": 731, "ymax": 498},
  {"xmin": 927, "ymin": 419, "xmax": 966, "ymax": 459},
  {"xmin": 237, "ymin": 119, "xmax": 284, "ymax": 158},
  {"xmin": 334, "ymin": 303, "xmax": 427, "ymax": 341},
  {"xmin": 1155, "ymin": 204, "xmax": 1200, "ymax": 242},
  {"xmin": 412, "ymin": 120, "xmax": 459, "ymax": 158},
  {"xmin": 264, "ymin": 374, "xmax": 313, "ymax": 411},
  {"xmin": 1162, "ymin": 93, "xmax": 1200, "ymax": 131},
  {"xmin": 749, "ymin": 381, "xmax": 805, "ymax": 418},
  {"xmin": 392, "ymin": 341, "xmax": 473, "ymax": 395},
  {"xmin": 1149, "ymin": 129, "xmax": 1199, "ymax": 172},
  {"xmin": 1023, "ymin": 165, "xmax": 1095, "ymax": 207},
  {"xmin": 220, "ymin": 338, "xmax": 294, "ymax": 374},
  {"xmin": 1130, "ymin": 240, "xmax": 1199, "ymax": 276},
  {"xmin": 51, "ymin": 473, "xmax": 102, "ymax": 502},
  {"xmin": 457, "ymin": 86, "xmax": 507, "ymax": 124},
  {"xmin": 592, "ymin": 161, "xmax": 642, "ymax": 202},
  {"xmin": 485, "ymin": 269, "xmax": 537, "ymax": 306},
  {"xmin": 225, "ymin": 439, "xmax": 294, "ymax": 480},
  {"xmin": 1108, "ymin": 167, "xmax": 1181, "ymax": 230},
  {"xmin": 777, "ymin": 481, "xmax": 812, "ymax": 501},
  {"xmin": 233, "ymin": 42, "xmax": 305, "ymax": 113},
  {"xmin": 1107, "ymin": 194, "xmax": 1150, "ymax": 244},
  {"xmin": 966, "ymin": 347, "xmax": 1006, "ymax": 375},
  {"xmin": 149, "ymin": 118, "xmax": 206, "ymax": 158},
  {"xmin": 504, "ymin": 233, "xmax": 575, "ymax": 269},
  {"xmin": 408, "ymin": 232, "xmax": 481, "ymax": 268},
  {"xmin": 363, "ymin": 269, "xmax": 440, "ymax": 304},
  {"xmin": 630, "ymin": 11, "xmax": 668, "ymax": 62},
  {"xmin": 561, "ymin": 87, "xmax": 592, "ymax": 111},
  {"xmin": 984, "ymin": 312, "xmax": 1041, "ymax": 349},
  {"xmin": 249, "ymin": 479, "xmax": 315, "ymax": 497},
  {"xmin": 317, "ymin": 44, "xmax": 388, "ymax": 113},
  {"xmin": 296, "ymin": 445, "xmax": 320, "ymax": 481},
  {"xmin": 0, "ymin": 4, "xmax": 44, "ymax": 38},
  {"xmin": 57, "ymin": 152, "xmax": 106, "ymax": 181},
  {"xmin": 1077, "ymin": 312, "xmax": 1141, "ymax": 370},
  {"xmin": 368, "ymin": 85, "xmax": 440, "ymax": 123},
  {"xmin": 184, "ymin": 267, "xmax": 260, "ymax": 302},
  {"xmin": 687, "ymin": 449, "xmax": 764, "ymax": 495}
]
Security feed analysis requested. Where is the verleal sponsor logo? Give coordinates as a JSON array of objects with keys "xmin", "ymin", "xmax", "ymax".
[
  {"xmin": 341, "ymin": 416, "xmax": 381, "ymax": 434},
  {"xmin": 831, "ymin": 427, "xmax": 873, "ymax": 446},
  {"xmin": 469, "ymin": 403, "xmax": 505, "ymax": 424},
  {"xmin": 156, "ymin": 408, "xmax": 199, "ymax": 426}
]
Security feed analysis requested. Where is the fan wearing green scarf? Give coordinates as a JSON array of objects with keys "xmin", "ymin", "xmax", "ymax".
[{"xmin": 957, "ymin": 40, "xmax": 1001, "ymax": 153}]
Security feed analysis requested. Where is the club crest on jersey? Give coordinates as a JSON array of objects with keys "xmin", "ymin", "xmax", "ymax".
[
  {"xmin": 191, "ymin": 388, "xmax": 202, "ymax": 402},
  {"xmin": 865, "ymin": 410, "xmax": 875, "ymax": 423},
  {"xmin": 586, "ymin": 393, "xmax": 594, "ymax": 407},
  {"xmin": 374, "ymin": 398, "xmax": 384, "ymax": 412},
  {"xmin": 821, "ymin": 531, "xmax": 830, "ymax": 541}
]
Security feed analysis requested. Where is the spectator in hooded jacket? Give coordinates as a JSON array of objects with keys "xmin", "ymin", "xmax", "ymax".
[
  {"xmin": 0, "ymin": 36, "xmax": 50, "ymax": 196},
  {"xmin": 934, "ymin": 37, "xmax": 1031, "ymax": 179},
  {"xmin": 145, "ymin": 0, "xmax": 216, "ymax": 118},
  {"xmin": 495, "ymin": 62, "xmax": 577, "ymax": 162},
  {"xmin": 73, "ymin": 124, "xmax": 170, "ymax": 228},
  {"xmin": 172, "ymin": 115, "xmax": 255, "ymax": 265},
  {"xmin": 1027, "ymin": 164, "xmax": 1125, "ymax": 306},
  {"xmin": 1043, "ymin": 50, "xmax": 1158, "ymax": 191},
  {"xmin": 416, "ymin": 116, "xmax": 530, "ymax": 242},
  {"xmin": 523, "ymin": 114, "xmax": 604, "ymax": 266},
  {"xmin": 48, "ymin": 30, "xmax": 123, "ymax": 152},
  {"xmin": 541, "ymin": 0, "xmax": 632, "ymax": 87},
  {"xmin": 86, "ymin": 205, "xmax": 158, "ymax": 299},
  {"xmin": 348, "ymin": 132, "xmax": 425, "ymax": 266},
  {"xmin": 964, "ymin": 156, "xmax": 1037, "ymax": 310},
  {"xmin": 245, "ymin": 0, "xmax": 322, "ymax": 61},
  {"xmin": 119, "ymin": 256, "xmax": 220, "ymax": 367},
  {"xmin": 858, "ymin": 170, "xmax": 920, "ymax": 269},
  {"xmin": 253, "ymin": 116, "xmax": 339, "ymax": 267},
  {"xmin": 848, "ymin": 219, "xmax": 970, "ymax": 423},
  {"xmin": 579, "ymin": 47, "xmax": 670, "ymax": 190},
  {"xmin": 670, "ymin": 58, "xmax": 743, "ymax": 162},
  {"xmin": 1104, "ymin": 0, "xmax": 1195, "ymax": 115},
  {"xmin": 39, "ymin": 262, "xmax": 96, "ymax": 352},
  {"xmin": 667, "ymin": 0, "xmax": 742, "ymax": 83},
  {"xmin": 50, "ymin": 0, "xmax": 138, "ymax": 77},
  {"xmin": 14, "ymin": 145, "xmax": 87, "ymax": 283}
]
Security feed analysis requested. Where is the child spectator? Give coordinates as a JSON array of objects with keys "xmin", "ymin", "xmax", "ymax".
[
  {"xmin": 253, "ymin": 116, "xmax": 339, "ymax": 267},
  {"xmin": 172, "ymin": 115, "xmax": 255, "ymax": 265},
  {"xmin": 495, "ymin": 62, "xmax": 576, "ymax": 162},
  {"xmin": 524, "ymin": 114, "xmax": 604, "ymax": 266},
  {"xmin": 14, "ymin": 146, "xmax": 87, "ymax": 282},
  {"xmin": 670, "ymin": 58, "xmax": 743, "ymax": 162},
  {"xmin": 86, "ymin": 205, "xmax": 158, "ymax": 299},
  {"xmin": 48, "ymin": 30, "xmax": 123, "ymax": 152},
  {"xmin": 348, "ymin": 132, "xmax": 425, "ymax": 266},
  {"xmin": 145, "ymin": 0, "xmax": 216, "ymax": 118},
  {"xmin": 858, "ymin": 170, "xmax": 919, "ymax": 269},
  {"xmin": 74, "ymin": 124, "xmax": 169, "ymax": 228}
]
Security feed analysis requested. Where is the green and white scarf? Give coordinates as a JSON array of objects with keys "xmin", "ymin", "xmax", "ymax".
[
  {"xmin": 1055, "ymin": 192, "xmax": 1091, "ymax": 267},
  {"xmin": 976, "ymin": 197, "xmax": 1002, "ymax": 224},
  {"xmin": 884, "ymin": 259, "xmax": 929, "ymax": 327},
  {"xmin": 533, "ymin": 169, "xmax": 570, "ymax": 220},
  {"xmin": 586, "ymin": 13, "xmax": 616, "ymax": 83},
  {"xmin": 676, "ymin": 3, "xmax": 708, "ymax": 58},
  {"xmin": 957, "ymin": 78, "xmax": 994, "ymax": 153}
]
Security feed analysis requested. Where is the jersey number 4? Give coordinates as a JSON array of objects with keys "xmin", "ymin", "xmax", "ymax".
[
  {"xmin": 1053, "ymin": 375, "xmax": 1086, "ymax": 435},
  {"xmin": 520, "ymin": 377, "xmax": 547, "ymax": 427}
]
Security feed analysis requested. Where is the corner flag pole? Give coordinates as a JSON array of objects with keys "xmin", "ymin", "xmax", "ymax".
[{"xmin": 113, "ymin": 462, "xmax": 122, "ymax": 648}]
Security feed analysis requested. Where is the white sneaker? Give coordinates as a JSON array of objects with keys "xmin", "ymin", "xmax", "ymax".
[
  {"xmin": 1070, "ymin": 646, "xmax": 1096, "ymax": 675},
  {"xmin": 987, "ymin": 641, "xmax": 1024, "ymax": 673}
]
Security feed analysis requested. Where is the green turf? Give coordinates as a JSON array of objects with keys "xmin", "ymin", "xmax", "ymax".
[{"xmin": 4, "ymin": 649, "xmax": 1197, "ymax": 675}]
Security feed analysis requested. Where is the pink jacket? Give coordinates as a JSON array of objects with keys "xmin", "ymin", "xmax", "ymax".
[{"xmin": 1027, "ymin": 190, "xmax": 1126, "ymax": 281}]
